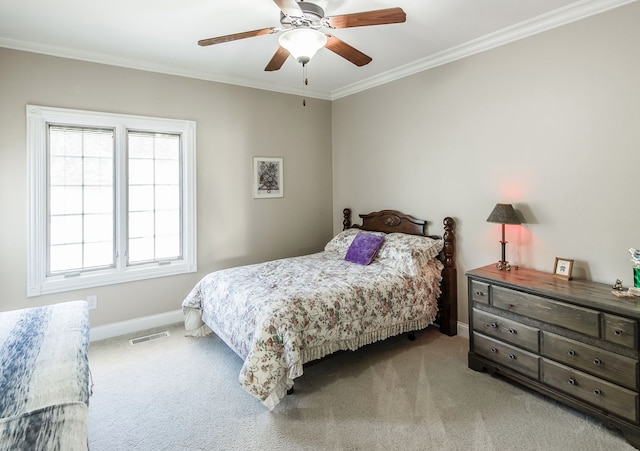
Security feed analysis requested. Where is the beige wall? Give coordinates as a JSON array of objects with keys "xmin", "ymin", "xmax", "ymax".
[
  {"xmin": 332, "ymin": 2, "xmax": 640, "ymax": 324},
  {"xmin": 0, "ymin": 48, "xmax": 333, "ymax": 326},
  {"xmin": 2, "ymin": 3, "xmax": 639, "ymax": 331}
]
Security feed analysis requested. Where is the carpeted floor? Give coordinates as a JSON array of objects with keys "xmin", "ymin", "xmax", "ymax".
[{"xmin": 87, "ymin": 324, "xmax": 634, "ymax": 450}]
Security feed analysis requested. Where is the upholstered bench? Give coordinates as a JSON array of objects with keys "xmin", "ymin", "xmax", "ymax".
[{"xmin": 0, "ymin": 301, "xmax": 90, "ymax": 450}]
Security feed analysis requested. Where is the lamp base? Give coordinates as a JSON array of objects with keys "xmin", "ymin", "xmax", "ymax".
[{"xmin": 496, "ymin": 260, "xmax": 512, "ymax": 271}]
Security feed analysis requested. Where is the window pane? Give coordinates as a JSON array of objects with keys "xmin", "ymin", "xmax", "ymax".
[
  {"xmin": 84, "ymin": 156, "xmax": 112, "ymax": 185},
  {"xmin": 50, "ymin": 128, "xmax": 82, "ymax": 157},
  {"xmin": 155, "ymin": 159, "xmax": 179, "ymax": 185},
  {"xmin": 155, "ymin": 185, "xmax": 179, "ymax": 208},
  {"xmin": 128, "ymin": 133, "xmax": 154, "ymax": 159},
  {"xmin": 129, "ymin": 211, "xmax": 154, "ymax": 238},
  {"xmin": 50, "ymin": 215, "xmax": 82, "ymax": 246},
  {"xmin": 128, "ymin": 185, "xmax": 154, "ymax": 212},
  {"xmin": 50, "ymin": 186, "xmax": 82, "ymax": 215},
  {"xmin": 156, "ymin": 210, "xmax": 179, "ymax": 236},
  {"xmin": 84, "ymin": 242, "xmax": 113, "ymax": 268},
  {"xmin": 127, "ymin": 131, "xmax": 181, "ymax": 264},
  {"xmin": 156, "ymin": 236, "xmax": 179, "ymax": 259},
  {"xmin": 50, "ymin": 156, "xmax": 82, "ymax": 185},
  {"xmin": 48, "ymin": 126, "xmax": 115, "ymax": 274},
  {"xmin": 50, "ymin": 244, "xmax": 82, "ymax": 272},
  {"xmin": 155, "ymin": 135, "xmax": 180, "ymax": 160},
  {"xmin": 83, "ymin": 132, "xmax": 113, "ymax": 157},
  {"xmin": 84, "ymin": 213, "xmax": 113, "ymax": 242},
  {"xmin": 84, "ymin": 186, "xmax": 113, "ymax": 214},
  {"xmin": 128, "ymin": 159, "xmax": 154, "ymax": 185},
  {"xmin": 129, "ymin": 237, "xmax": 154, "ymax": 262}
]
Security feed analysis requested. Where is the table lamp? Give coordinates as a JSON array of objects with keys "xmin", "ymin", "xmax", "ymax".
[{"xmin": 486, "ymin": 203, "xmax": 521, "ymax": 270}]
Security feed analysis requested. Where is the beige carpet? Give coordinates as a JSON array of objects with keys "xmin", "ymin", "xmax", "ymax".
[{"xmin": 88, "ymin": 323, "xmax": 633, "ymax": 450}]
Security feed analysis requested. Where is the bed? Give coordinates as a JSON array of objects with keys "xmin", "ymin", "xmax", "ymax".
[
  {"xmin": 182, "ymin": 209, "xmax": 457, "ymax": 409},
  {"xmin": 0, "ymin": 301, "xmax": 91, "ymax": 450}
]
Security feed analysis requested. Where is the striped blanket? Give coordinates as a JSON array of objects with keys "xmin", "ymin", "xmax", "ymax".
[{"xmin": 0, "ymin": 301, "xmax": 90, "ymax": 451}]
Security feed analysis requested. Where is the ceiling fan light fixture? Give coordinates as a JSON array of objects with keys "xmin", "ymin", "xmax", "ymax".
[{"xmin": 278, "ymin": 28, "xmax": 327, "ymax": 65}]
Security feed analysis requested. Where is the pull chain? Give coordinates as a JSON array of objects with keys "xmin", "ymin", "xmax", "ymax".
[{"xmin": 302, "ymin": 62, "xmax": 308, "ymax": 107}]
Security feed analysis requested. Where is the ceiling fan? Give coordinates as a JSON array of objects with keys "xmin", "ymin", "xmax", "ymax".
[{"xmin": 198, "ymin": 0, "xmax": 407, "ymax": 71}]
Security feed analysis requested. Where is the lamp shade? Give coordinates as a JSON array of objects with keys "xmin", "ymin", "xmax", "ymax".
[
  {"xmin": 486, "ymin": 203, "xmax": 521, "ymax": 225},
  {"xmin": 278, "ymin": 28, "xmax": 327, "ymax": 65}
]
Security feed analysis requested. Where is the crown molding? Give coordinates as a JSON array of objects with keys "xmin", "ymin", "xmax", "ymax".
[
  {"xmin": 0, "ymin": 37, "xmax": 331, "ymax": 101},
  {"xmin": 330, "ymin": 0, "xmax": 638, "ymax": 100},
  {"xmin": 1, "ymin": 0, "xmax": 635, "ymax": 102}
]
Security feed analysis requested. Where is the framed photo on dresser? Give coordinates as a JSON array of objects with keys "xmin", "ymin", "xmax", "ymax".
[{"xmin": 553, "ymin": 257, "xmax": 574, "ymax": 280}]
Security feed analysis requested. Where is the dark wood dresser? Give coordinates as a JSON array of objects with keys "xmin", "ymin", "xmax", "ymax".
[{"xmin": 467, "ymin": 264, "xmax": 640, "ymax": 448}]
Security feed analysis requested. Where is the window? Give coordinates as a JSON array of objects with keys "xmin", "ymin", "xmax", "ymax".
[{"xmin": 27, "ymin": 105, "xmax": 197, "ymax": 296}]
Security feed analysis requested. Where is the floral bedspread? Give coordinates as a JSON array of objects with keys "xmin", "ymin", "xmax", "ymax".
[{"xmin": 182, "ymin": 251, "xmax": 443, "ymax": 410}]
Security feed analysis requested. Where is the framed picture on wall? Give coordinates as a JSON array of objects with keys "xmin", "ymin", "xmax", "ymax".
[
  {"xmin": 253, "ymin": 157, "xmax": 283, "ymax": 198},
  {"xmin": 553, "ymin": 257, "xmax": 574, "ymax": 280}
]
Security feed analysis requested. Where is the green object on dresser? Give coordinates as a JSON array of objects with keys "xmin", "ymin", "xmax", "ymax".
[{"xmin": 634, "ymin": 267, "xmax": 640, "ymax": 288}]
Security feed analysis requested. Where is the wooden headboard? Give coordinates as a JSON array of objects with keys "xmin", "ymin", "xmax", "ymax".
[{"xmin": 342, "ymin": 208, "xmax": 457, "ymax": 337}]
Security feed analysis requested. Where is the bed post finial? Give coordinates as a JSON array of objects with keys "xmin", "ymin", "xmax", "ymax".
[
  {"xmin": 439, "ymin": 217, "xmax": 457, "ymax": 336},
  {"xmin": 343, "ymin": 208, "xmax": 351, "ymax": 230},
  {"xmin": 443, "ymin": 217, "xmax": 455, "ymax": 270}
]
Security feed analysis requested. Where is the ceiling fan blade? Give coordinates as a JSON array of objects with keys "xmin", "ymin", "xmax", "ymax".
[
  {"xmin": 198, "ymin": 27, "xmax": 279, "ymax": 46},
  {"xmin": 327, "ymin": 7, "xmax": 406, "ymax": 29},
  {"xmin": 272, "ymin": 0, "xmax": 303, "ymax": 18},
  {"xmin": 325, "ymin": 35, "xmax": 372, "ymax": 67},
  {"xmin": 265, "ymin": 46, "xmax": 290, "ymax": 71}
]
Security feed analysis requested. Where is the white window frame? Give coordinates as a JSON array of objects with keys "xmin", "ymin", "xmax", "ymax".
[{"xmin": 26, "ymin": 105, "xmax": 197, "ymax": 297}]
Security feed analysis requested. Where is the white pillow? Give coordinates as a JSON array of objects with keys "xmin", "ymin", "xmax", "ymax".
[
  {"xmin": 324, "ymin": 228, "xmax": 385, "ymax": 254},
  {"xmin": 324, "ymin": 229, "xmax": 443, "ymax": 275},
  {"xmin": 377, "ymin": 233, "xmax": 444, "ymax": 275}
]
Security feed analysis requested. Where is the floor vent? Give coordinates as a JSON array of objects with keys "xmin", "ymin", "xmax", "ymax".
[{"xmin": 129, "ymin": 330, "xmax": 170, "ymax": 345}]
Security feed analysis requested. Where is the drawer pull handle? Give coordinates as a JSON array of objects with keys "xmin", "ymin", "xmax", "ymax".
[
  {"xmin": 568, "ymin": 378, "xmax": 576, "ymax": 386},
  {"xmin": 593, "ymin": 358, "xmax": 601, "ymax": 366},
  {"xmin": 567, "ymin": 350, "xmax": 576, "ymax": 357},
  {"xmin": 508, "ymin": 328, "xmax": 517, "ymax": 335},
  {"xmin": 475, "ymin": 291, "xmax": 485, "ymax": 296},
  {"xmin": 490, "ymin": 347, "xmax": 498, "ymax": 353},
  {"xmin": 614, "ymin": 329, "xmax": 623, "ymax": 336},
  {"xmin": 508, "ymin": 354, "xmax": 517, "ymax": 360},
  {"xmin": 489, "ymin": 322, "xmax": 498, "ymax": 329},
  {"xmin": 594, "ymin": 388, "xmax": 602, "ymax": 396}
]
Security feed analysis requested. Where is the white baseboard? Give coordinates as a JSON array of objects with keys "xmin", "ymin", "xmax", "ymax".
[
  {"xmin": 90, "ymin": 309, "xmax": 183, "ymax": 342},
  {"xmin": 457, "ymin": 321, "xmax": 469, "ymax": 339}
]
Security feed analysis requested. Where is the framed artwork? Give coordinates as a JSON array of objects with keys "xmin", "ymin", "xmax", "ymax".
[
  {"xmin": 553, "ymin": 257, "xmax": 574, "ymax": 280},
  {"xmin": 253, "ymin": 157, "xmax": 283, "ymax": 198}
]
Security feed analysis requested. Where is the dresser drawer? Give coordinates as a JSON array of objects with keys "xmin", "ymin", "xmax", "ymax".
[
  {"xmin": 603, "ymin": 314, "xmax": 637, "ymax": 349},
  {"xmin": 492, "ymin": 286, "xmax": 600, "ymax": 337},
  {"xmin": 473, "ymin": 309, "xmax": 539, "ymax": 353},
  {"xmin": 474, "ymin": 333, "xmax": 540, "ymax": 380},
  {"xmin": 470, "ymin": 280, "xmax": 490, "ymax": 305},
  {"xmin": 541, "ymin": 359, "xmax": 638, "ymax": 423},
  {"xmin": 542, "ymin": 331, "xmax": 638, "ymax": 390}
]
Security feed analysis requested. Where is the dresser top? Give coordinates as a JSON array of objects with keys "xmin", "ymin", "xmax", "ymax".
[{"xmin": 467, "ymin": 265, "xmax": 640, "ymax": 319}]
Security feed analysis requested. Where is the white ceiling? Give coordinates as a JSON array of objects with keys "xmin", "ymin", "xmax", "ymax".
[{"xmin": 0, "ymin": 0, "xmax": 635, "ymax": 100}]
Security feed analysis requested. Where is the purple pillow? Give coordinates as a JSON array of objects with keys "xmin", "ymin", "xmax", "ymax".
[{"xmin": 345, "ymin": 233, "xmax": 385, "ymax": 265}]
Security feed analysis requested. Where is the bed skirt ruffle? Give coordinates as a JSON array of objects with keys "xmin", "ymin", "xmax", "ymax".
[{"xmin": 254, "ymin": 316, "xmax": 436, "ymax": 411}]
